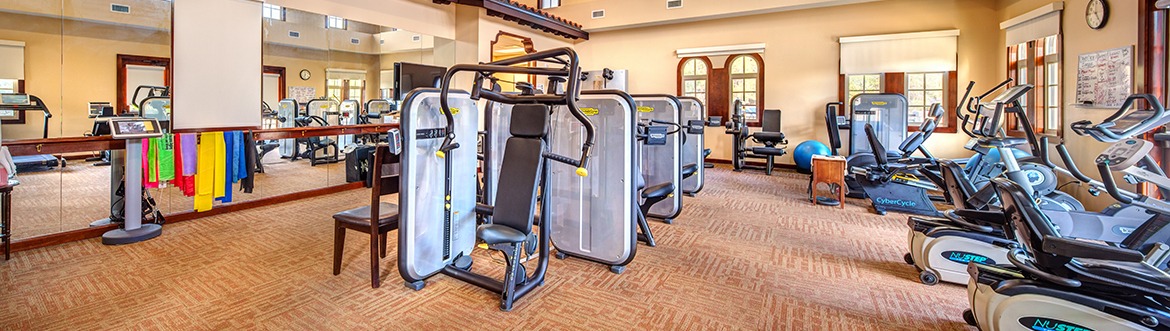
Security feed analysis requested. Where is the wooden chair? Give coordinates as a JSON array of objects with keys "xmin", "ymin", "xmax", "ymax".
[{"xmin": 332, "ymin": 144, "xmax": 400, "ymax": 288}]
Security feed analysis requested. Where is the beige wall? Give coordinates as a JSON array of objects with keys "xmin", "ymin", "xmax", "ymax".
[
  {"xmin": 262, "ymin": 44, "xmax": 381, "ymax": 102},
  {"xmin": 575, "ymin": 0, "xmax": 1001, "ymax": 164},
  {"xmin": 0, "ymin": 13, "xmax": 170, "ymax": 140},
  {"xmin": 997, "ymin": 0, "xmax": 1141, "ymax": 211}
]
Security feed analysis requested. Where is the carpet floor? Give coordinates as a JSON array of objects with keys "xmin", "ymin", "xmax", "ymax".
[{"xmin": 0, "ymin": 166, "xmax": 971, "ymax": 330}]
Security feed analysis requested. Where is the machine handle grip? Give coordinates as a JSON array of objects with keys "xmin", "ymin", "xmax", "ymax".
[{"xmin": 1098, "ymin": 162, "xmax": 1134, "ymax": 204}]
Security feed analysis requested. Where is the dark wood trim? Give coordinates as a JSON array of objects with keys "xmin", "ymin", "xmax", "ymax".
[
  {"xmin": 938, "ymin": 71, "xmax": 959, "ymax": 134},
  {"xmin": 676, "ymin": 56, "xmax": 713, "ymax": 107},
  {"xmin": 709, "ymin": 67, "xmax": 730, "ymax": 125},
  {"xmin": 837, "ymin": 74, "xmax": 846, "ymax": 107},
  {"xmin": 10, "ymin": 224, "xmax": 117, "ymax": 253},
  {"xmin": 433, "ymin": 0, "xmax": 588, "ymax": 40},
  {"xmin": 116, "ymin": 54, "xmax": 171, "ymax": 114},
  {"xmin": 883, "ymin": 72, "xmax": 906, "ymax": 95},
  {"xmin": 263, "ymin": 65, "xmax": 287, "ymax": 100},
  {"xmin": 11, "ymin": 182, "xmax": 365, "ymax": 253},
  {"xmin": 3, "ymin": 136, "xmax": 125, "ymax": 156},
  {"xmin": 724, "ymin": 53, "xmax": 765, "ymax": 127},
  {"xmin": 252, "ymin": 123, "xmax": 400, "ymax": 140},
  {"xmin": 707, "ymin": 158, "xmax": 797, "ymax": 169},
  {"xmin": 3, "ymin": 123, "xmax": 399, "ymax": 156}
]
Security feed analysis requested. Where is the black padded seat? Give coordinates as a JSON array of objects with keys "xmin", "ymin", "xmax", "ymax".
[
  {"xmin": 477, "ymin": 224, "xmax": 528, "ymax": 245},
  {"xmin": 332, "ymin": 202, "xmax": 400, "ymax": 229},
  {"xmin": 703, "ymin": 149, "xmax": 711, "ymax": 158},
  {"xmin": 751, "ymin": 147, "xmax": 787, "ymax": 156},
  {"xmin": 682, "ymin": 163, "xmax": 699, "ymax": 179},
  {"xmin": 752, "ymin": 132, "xmax": 786, "ymax": 141},
  {"xmin": 642, "ymin": 182, "xmax": 674, "ymax": 199}
]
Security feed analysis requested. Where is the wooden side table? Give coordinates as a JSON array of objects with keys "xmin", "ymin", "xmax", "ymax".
[{"xmin": 810, "ymin": 155, "xmax": 847, "ymax": 208}]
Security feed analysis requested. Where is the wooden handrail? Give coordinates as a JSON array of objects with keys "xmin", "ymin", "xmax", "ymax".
[{"xmin": 2, "ymin": 123, "xmax": 401, "ymax": 156}]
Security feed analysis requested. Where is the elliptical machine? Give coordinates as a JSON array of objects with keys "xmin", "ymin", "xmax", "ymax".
[
  {"xmin": 905, "ymin": 93, "xmax": 1170, "ymax": 285},
  {"xmin": 964, "ymin": 141, "xmax": 1170, "ymax": 330}
]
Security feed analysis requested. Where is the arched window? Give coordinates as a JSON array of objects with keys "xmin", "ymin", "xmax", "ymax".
[
  {"xmin": 678, "ymin": 57, "xmax": 709, "ymax": 106},
  {"xmin": 728, "ymin": 54, "xmax": 762, "ymax": 122}
]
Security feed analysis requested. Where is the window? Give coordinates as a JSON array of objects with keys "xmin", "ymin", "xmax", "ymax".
[
  {"xmin": 1007, "ymin": 35, "xmax": 1061, "ymax": 136},
  {"xmin": 540, "ymin": 0, "xmax": 560, "ymax": 9},
  {"xmin": 679, "ymin": 58, "xmax": 708, "ymax": 106},
  {"xmin": 905, "ymin": 72, "xmax": 946, "ymax": 125},
  {"xmin": 327, "ymin": 78, "xmax": 365, "ymax": 102},
  {"xmin": 0, "ymin": 79, "xmax": 16, "ymax": 94},
  {"xmin": 326, "ymin": 16, "xmax": 346, "ymax": 30},
  {"xmin": 845, "ymin": 73, "xmax": 883, "ymax": 107},
  {"xmin": 729, "ymin": 55, "xmax": 761, "ymax": 121},
  {"xmin": 262, "ymin": 4, "xmax": 284, "ymax": 21}
]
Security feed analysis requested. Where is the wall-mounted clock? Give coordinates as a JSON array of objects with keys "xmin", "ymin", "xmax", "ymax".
[
  {"xmin": 299, "ymin": 69, "xmax": 312, "ymax": 81},
  {"xmin": 1086, "ymin": 0, "xmax": 1109, "ymax": 30}
]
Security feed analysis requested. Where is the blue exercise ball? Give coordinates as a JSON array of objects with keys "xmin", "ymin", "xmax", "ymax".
[{"xmin": 794, "ymin": 140, "xmax": 831, "ymax": 171}]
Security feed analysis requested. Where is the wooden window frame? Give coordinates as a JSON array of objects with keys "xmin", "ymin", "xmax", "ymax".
[
  {"xmin": 116, "ymin": 54, "xmax": 171, "ymax": 115},
  {"xmin": 0, "ymin": 79, "xmax": 26, "ymax": 124},
  {"xmin": 725, "ymin": 53, "xmax": 765, "ymax": 126},
  {"xmin": 1006, "ymin": 35, "xmax": 1062, "ymax": 138},
  {"xmin": 837, "ymin": 71, "xmax": 958, "ymax": 134},
  {"xmin": 262, "ymin": 65, "xmax": 287, "ymax": 101},
  {"xmin": 677, "ymin": 57, "xmax": 711, "ymax": 108}
]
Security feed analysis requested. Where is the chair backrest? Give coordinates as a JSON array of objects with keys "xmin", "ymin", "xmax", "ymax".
[
  {"xmin": 825, "ymin": 103, "xmax": 842, "ymax": 155},
  {"xmin": 761, "ymin": 109, "xmax": 782, "ymax": 133},
  {"xmin": 897, "ymin": 118, "xmax": 936, "ymax": 156},
  {"xmin": 864, "ymin": 123, "xmax": 888, "ymax": 166},
  {"xmin": 370, "ymin": 144, "xmax": 401, "ymax": 199},
  {"xmin": 989, "ymin": 177, "xmax": 1071, "ymax": 268},
  {"xmin": 938, "ymin": 159, "xmax": 977, "ymax": 209},
  {"xmin": 492, "ymin": 104, "xmax": 548, "ymax": 235}
]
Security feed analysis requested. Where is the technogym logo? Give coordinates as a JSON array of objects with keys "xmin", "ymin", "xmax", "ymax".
[
  {"xmin": 1112, "ymin": 226, "xmax": 1135, "ymax": 236},
  {"xmin": 1018, "ymin": 317, "xmax": 1093, "ymax": 331},
  {"xmin": 875, "ymin": 197, "xmax": 917, "ymax": 208},
  {"xmin": 941, "ymin": 251, "xmax": 995, "ymax": 265}
]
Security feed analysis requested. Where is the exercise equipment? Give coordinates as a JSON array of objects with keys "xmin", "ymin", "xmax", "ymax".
[
  {"xmin": 965, "ymin": 174, "xmax": 1170, "ymax": 331},
  {"xmin": 398, "ymin": 48, "xmax": 595, "ymax": 311},
  {"xmin": 338, "ymin": 99, "xmax": 360, "ymax": 147},
  {"xmin": 0, "ymin": 94, "xmax": 64, "ymax": 171},
  {"xmin": 793, "ymin": 140, "xmax": 831, "ymax": 172},
  {"xmin": 906, "ymin": 93, "xmax": 1170, "ymax": 285},
  {"xmin": 277, "ymin": 99, "xmax": 299, "ymax": 158},
  {"xmin": 851, "ymin": 123, "xmax": 941, "ymax": 216},
  {"xmin": 677, "ymin": 96, "xmax": 709, "ymax": 195},
  {"xmin": 725, "ymin": 100, "xmax": 788, "ymax": 175},
  {"xmin": 293, "ymin": 99, "xmax": 340, "ymax": 165},
  {"xmin": 632, "ymin": 95, "xmax": 684, "ymax": 223},
  {"xmin": 102, "ymin": 118, "xmax": 164, "ymax": 245}
]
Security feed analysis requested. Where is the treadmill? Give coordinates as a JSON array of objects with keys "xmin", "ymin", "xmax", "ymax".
[{"xmin": 0, "ymin": 93, "xmax": 64, "ymax": 171}]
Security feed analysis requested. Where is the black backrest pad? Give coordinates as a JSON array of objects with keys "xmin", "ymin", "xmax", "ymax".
[
  {"xmin": 510, "ymin": 104, "xmax": 550, "ymax": 138},
  {"xmin": 762, "ymin": 109, "xmax": 782, "ymax": 132},
  {"xmin": 864, "ymin": 124, "xmax": 888, "ymax": 165},
  {"xmin": 493, "ymin": 104, "xmax": 549, "ymax": 235},
  {"xmin": 825, "ymin": 106, "xmax": 841, "ymax": 150},
  {"xmin": 938, "ymin": 160, "xmax": 976, "ymax": 209}
]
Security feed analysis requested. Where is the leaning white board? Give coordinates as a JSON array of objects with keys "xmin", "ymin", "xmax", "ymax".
[{"xmin": 172, "ymin": 0, "xmax": 262, "ymax": 130}]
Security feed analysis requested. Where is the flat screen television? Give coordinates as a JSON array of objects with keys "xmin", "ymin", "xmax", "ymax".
[{"xmin": 394, "ymin": 62, "xmax": 447, "ymax": 101}]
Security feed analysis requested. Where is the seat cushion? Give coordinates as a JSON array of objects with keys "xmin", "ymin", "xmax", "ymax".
[
  {"xmin": 751, "ymin": 147, "xmax": 787, "ymax": 156},
  {"xmin": 477, "ymin": 224, "xmax": 527, "ymax": 245},
  {"xmin": 682, "ymin": 163, "xmax": 699, "ymax": 178},
  {"xmin": 333, "ymin": 202, "xmax": 400, "ymax": 230},
  {"xmin": 642, "ymin": 182, "xmax": 674, "ymax": 199}
]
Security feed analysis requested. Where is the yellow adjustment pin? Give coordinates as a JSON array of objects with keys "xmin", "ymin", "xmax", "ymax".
[
  {"xmin": 445, "ymin": 195, "xmax": 451, "ymax": 201},
  {"xmin": 445, "ymin": 203, "xmax": 451, "ymax": 209},
  {"xmin": 576, "ymin": 167, "xmax": 589, "ymax": 177},
  {"xmin": 436, "ymin": 150, "xmax": 446, "ymax": 158}
]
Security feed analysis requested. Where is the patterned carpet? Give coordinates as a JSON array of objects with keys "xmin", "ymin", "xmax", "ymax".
[{"xmin": 0, "ymin": 166, "xmax": 971, "ymax": 330}]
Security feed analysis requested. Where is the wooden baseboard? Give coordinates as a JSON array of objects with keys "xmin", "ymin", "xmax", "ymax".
[
  {"xmin": 10, "ymin": 181, "xmax": 365, "ymax": 253},
  {"xmin": 707, "ymin": 158, "xmax": 797, "ymax": 169}
]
